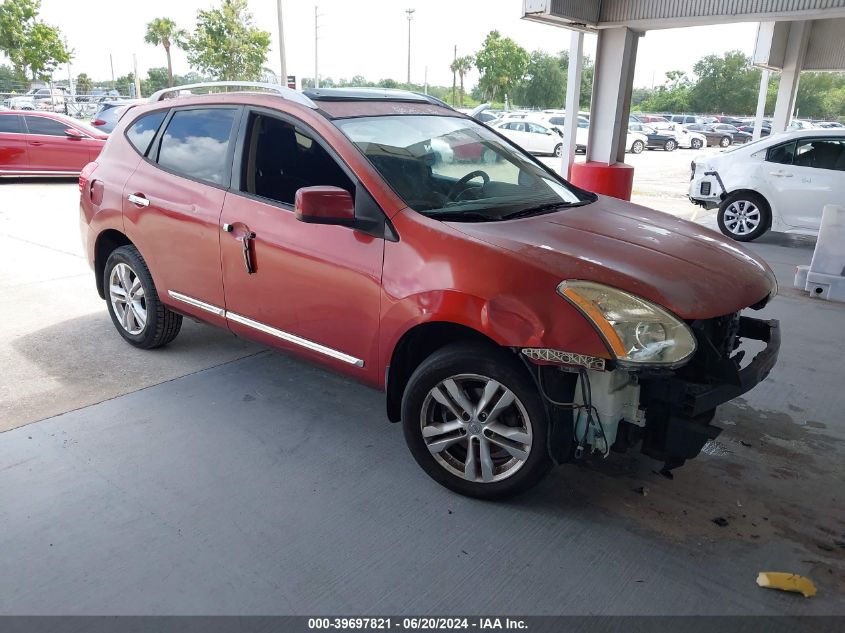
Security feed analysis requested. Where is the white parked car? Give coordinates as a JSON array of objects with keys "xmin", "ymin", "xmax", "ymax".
[
  {"xmin": 3, "ymin": 87, "xmax": 66, "ymax": 111},
  {"xmin": 530, "ymin": 113, "xmax": 590, "ymax": 152},
  {"xmin": 492, "ymin": 119, "xmax": 564, "ymax": 156},
  {"xmin": 655, "ymin": 122, "xmax": 707, "ymax": 150},
  {"xmin": 624, "ymin": 130, "xmax": 649, "ymax": 154},
  {"xmin": 689, "ymin": 129, "xmax": 845, "ymax": 241}
]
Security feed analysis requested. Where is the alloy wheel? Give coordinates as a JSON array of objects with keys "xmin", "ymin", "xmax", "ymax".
[
  {"xmin": 723, "ymin": 200, "xmax": 761, "ymax": 237},
  {"xmin": 109, "ymin": 262, "xmax": 147, "ymax": 335},
  {"xmin": 420, "ymin": 374, "xmax": 533, "ymax": 484}
]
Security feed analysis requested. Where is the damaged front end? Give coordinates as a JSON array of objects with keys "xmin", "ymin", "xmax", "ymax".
[{"xmin": 524, "ymin": 284, "xmax": 780, "ymax": 473}]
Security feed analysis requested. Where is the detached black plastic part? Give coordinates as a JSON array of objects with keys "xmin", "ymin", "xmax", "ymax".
[{"xmin": 638, "ymin": 316, "xmax": 780, "ymax": 470}]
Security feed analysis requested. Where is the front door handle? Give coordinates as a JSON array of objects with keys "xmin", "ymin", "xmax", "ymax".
[
  {"xmin": 240, "ymin": 231, "xmax": 256, "ymax": 274},
  {"xmin": 769, "ymin": 171, "xmax": 793, "ymax": 178},
  {"xmin": 127, "ymin": 193, "xmax": 150, "ymax": 207}
]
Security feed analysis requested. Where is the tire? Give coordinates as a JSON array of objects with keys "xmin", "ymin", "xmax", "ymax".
[
  {"xmin": 664, "ymin": 139, "xmax": 677, "ymax": 152},
  {"xmin": 401, "ymin": 343, "xmax": 552, "ymax": 499},
  {"xmin": 719, "ymin": 136, "xmax": 731, "ymax": 148},
  {"xmin": 553, "ymin": 143, "xmax": 563, "ymax": 157},
  {"xmin": 691, "ymin": 138, "xmax": 703, "ymax": 150},
  {"xmin": 631, "ymin": 140, "xmax": 645, "ymax": 154},
  {"xmin": 103, "ymin": 245, "xmax": 182, "ymax": 349},
  {"xmin": 717, "ymin": 191, "xmax": 771, "ymax": 242}
]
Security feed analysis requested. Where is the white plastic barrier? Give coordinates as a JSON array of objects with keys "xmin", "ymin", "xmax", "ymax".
[{"xmin": 794, "ymin": 204, "xmax": 845, "ymax": 302}]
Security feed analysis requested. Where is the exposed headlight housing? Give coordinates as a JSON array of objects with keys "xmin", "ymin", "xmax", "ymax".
[{"xmin": 558, "ymin": 280, "xmax": 697, "ymax": 368}]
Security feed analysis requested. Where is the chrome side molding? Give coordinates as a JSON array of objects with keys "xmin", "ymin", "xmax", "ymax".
[{"xmin": 167, "ymin": 291, "xmax": 364, "ymax": 368}]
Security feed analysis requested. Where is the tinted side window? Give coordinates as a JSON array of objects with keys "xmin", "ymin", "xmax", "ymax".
[
  {"xmin": 24, "ymin": 116, "xmax": 70, "ymax": 136},
  {"xmin": 126, "ymin": 111, "xmax": 167, "ymax": 156},
  {"xmin": 766, "ymin": 141, "xmax": 796, "ymax": 165},
  {"xmin": 157, "ymin": 108, "xmax": 237, "ymax": 185},
  {"xmin": 793, "ymin": 139, "xmax": 845, "ymax": 171},
  {"xmin": 240, "ymin": 113, "xmax": 353, "ymax": 206},
  {"xmin": 0, "ymin": 115, "xmax": 21, "ymax": 133},
  {"xmin": 549, "ymin": 117, "xmax": 565, "ymax": 126}
]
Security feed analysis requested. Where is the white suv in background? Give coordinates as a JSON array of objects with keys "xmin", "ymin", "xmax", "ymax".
[{"xmin": 689, "ymin": 129, "xmax": 845, "ymax": 241}]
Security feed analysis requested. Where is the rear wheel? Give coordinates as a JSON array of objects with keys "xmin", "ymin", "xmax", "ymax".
[
  {"xmin": 631, "ymin": 140, "xmax": 645, "ymax": 154},
  {"xmin": 104, "ymin": 245, "xmax": 182, "ymax": 348},
  {"xmin": 664, "ymin": 139, "xmax": 677, "ymax": 152},
  {"xmin": 719, "ymin": 136, "xmax": 732, "ymax": 148},
  {"xmin": 691, "ymin": 138, "xmax": 703, "ymax": 150},
  {"xmin": 717, "ymin": 191, "xmax": 771, "ymax": 242},
  {"xmin": 401, "ymin": 344, "xmax": 551, "ymax": 499}
]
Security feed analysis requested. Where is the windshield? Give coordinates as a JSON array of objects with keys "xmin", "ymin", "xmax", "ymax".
[{"xmin": 334, "ymin": 115, "xmax": 594, "ymax": 221}]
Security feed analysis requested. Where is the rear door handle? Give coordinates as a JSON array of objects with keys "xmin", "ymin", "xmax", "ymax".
[
  {"xmin": 30, "ymin": 141, "xmax": 44, "ymax": 146},
  {"xmin": 769, "ymin": 171, "xmax": 793, "ymax": 178},
  {"xmin": 127, "ymin": 193, "xmax": 150, "ymax": 207}
]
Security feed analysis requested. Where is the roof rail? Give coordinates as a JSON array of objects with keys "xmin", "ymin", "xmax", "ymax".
[
  {"xmin": 148, "ymin": 81, "xmax": 317, "ymax": 109},
  {"xmin": 302, "ymin": 87, "xmax": 454, "ymax": 110}
]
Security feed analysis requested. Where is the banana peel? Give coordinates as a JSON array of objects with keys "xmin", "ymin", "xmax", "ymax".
[{"xmin": 757, "ymin": 572, "xmax": 817, "ymax": 598}]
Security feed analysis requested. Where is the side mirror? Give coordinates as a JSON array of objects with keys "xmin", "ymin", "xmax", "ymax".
[
  {"xmin": 295, "ymin": 186, "xmax": 355, "ymax": 226},
  {"xmin": 64, "ymin": 128, "xmax": 83, "ymax": 139}
]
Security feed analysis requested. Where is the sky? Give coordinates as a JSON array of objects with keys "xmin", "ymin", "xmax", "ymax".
[{"xmin": 30, "ymin": 0, "xmax": 759, "ymax": 90}]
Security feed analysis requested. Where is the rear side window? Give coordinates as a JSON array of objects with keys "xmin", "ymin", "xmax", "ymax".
[
  {"xmin": 24, "ymin": 116, "xmax": 69, "ymax": 136},
  {"xmin": 126, "ymin": 111, "xmax": 167, "ymax": 156},
  {"xmin": 766, "ymin": 141, "xmax": 796, "ymax": 165},
  {"xmin": 0, "ymin": 115, "xmax": 21, "ymax": 133},
  {"xmin": 156, "ymin": 108, "xmax": 237, "ymax": 185},
  {"xmin": 793, "ymin": 139, "xmax": 845, "ymax": 171}
]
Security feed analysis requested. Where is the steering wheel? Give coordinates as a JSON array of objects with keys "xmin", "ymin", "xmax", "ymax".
[{"xmin": 446, "ymin": 170, "xmax": 490, "ymax": 202}]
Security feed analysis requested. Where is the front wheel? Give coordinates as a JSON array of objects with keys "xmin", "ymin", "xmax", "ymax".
[
  {"xmin": 553, "ymin": 143, "xmax": 563, "ymax": 157},
  {"xmin": 401, "ymin": 344, "xmax": 552, "ymax": 499},
  {"xmin": 631, "ymin": 140, "xmax": 645, "ymax": 154},
  {"xmin": 720, "ymin": 136, "xmax": 732, "ymax": 147},
  {"xmin": 717, "ymin": 192, "xmax": 771, "ymax": 242},
  {"xmin": 691, "ymin": 138, "xmax": 703, "ymax": 150},
  {"xmin": 664, "ymin": 139, "xmax": 677, "ymax": 152},
  {"xmin": 104, "ymin": 245, "xmax": 182, "ymax": 348}
]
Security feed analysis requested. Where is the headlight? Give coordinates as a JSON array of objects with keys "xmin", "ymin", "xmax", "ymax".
[{"xmin": 557, "ymin": 280, "xmax": 696, "ymax": 367}]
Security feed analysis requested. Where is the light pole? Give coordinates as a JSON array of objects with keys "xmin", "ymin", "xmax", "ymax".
[
  {"xmin": 405, "ymin": 8, "xmax": 415, "ymax": 85},
  {"xmin": 277, "ymin": 0, "xmax": 287, "ymax": 86},
  {"xmin": 314, "ymin": 5, "xmax": 320, "ymax": 88}
]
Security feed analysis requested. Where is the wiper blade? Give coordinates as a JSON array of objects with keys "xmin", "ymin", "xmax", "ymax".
[
  {"xmin": 500, "ymin": 202, "xmax": 576, "ymax": 220},
  {"xmin": 423, "ymin": 210, "xmax": 495, "ymax": 222}
]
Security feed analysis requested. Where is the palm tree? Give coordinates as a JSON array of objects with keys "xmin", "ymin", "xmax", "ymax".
[
  {"xmin": 450, "ymin": 55, "xmax": 474, "ymax": 107},
  {"xmin": 144, "ymin": 18, "xmax": 186, "ymax": 87}
]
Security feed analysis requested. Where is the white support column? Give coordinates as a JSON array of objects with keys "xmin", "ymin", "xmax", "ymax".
[
  {"xmin": 559, "ymin": 29, "xmax": 584, "ymax": 180},
  {"xmin": 752, "ymin": 68, "xmax": 770, "ymax": 141},
  {"xmin": 586, "ymin": 27, "xmax": 640, "ymax": 165},
  {"xmin": 771, "ymin": 20, "xmax": 810, "ymax": 134}
]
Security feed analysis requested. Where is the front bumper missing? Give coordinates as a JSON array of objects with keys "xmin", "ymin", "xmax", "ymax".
[{"xmin": 636, "ymin": 316, "xmax": 780, "ymax": 469}]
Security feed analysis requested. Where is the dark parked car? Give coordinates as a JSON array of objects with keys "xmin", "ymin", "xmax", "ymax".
[
  {"xmin": 684, "ymin": 123, "xmax": 734, "ymax": 148},
  {"xmin": 709, "ymin": 123, "xmax": 753, "ymax": 144},
  {"xmin": 90, "ymin": 100, "xmax": 144, "ymax": 133},
  {"xmin": 738, "ymin": 124, "xmax": 771, "ymax": 137},
  {"xmin": 669, "ymin": 114, "xmax": 706, "ymax": 125},
  {"xmin": 628, "ymin": 123, "xmax": 678, "ymax": 151}
]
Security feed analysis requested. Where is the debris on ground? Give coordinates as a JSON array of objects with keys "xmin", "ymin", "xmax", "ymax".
[
  {"xmin": 756, "ymin": 572, "xmax": 817, "ymax": 598},
  {"xmin": 740, "ymin": 440, "xmax": 752, "ymax": 447},
  {"xmin": 634, "ymin": 486, "xmax": 649, "ymax": 496},
  {"xmin": 712, "ymin": 517, "xmax": 729, "ymax": 527}
]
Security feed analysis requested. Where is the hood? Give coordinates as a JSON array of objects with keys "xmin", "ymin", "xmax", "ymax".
[{"xmin": 447, "ymin": 195, "xmax": 776, "ymax": 319}]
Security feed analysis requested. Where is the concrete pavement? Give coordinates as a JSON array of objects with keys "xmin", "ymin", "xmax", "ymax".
[{"xmin": 1, "ymin": 171, "xmax": 844, "ymax": 615}]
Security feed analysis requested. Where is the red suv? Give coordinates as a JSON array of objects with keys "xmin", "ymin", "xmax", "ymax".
[{"xmin": 79, "ymin": 83, "xmax": 780, "ymax": 498}]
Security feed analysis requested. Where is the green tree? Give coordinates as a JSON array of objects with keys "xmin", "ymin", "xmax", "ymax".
[
  {"xmin": 637, "ymin": 70, "xmax": 692, "ymax": 112},
  {"xmin": 689, "ymin": 51, "xmax": 761, "ymax": 114},
  {"xmin": 0, "ymin": 0, "xmax": 38, "ymax": 79},
  {"xmin": 517, "ymin": 51, "xmax": 564, "ymax": 108},
  {"xmin": 0, "ymin": 0, "xmax": 70, "ymax": 81},
  {"xmin": 144, "ymin": 17, "xmax": 186, "ymax": 87},
  {"xmin": 474, "ymin": 31, "xmax": 528, "ymax": 102},
  {"xmin": 185, "ymin": 0, "xmax": 271, "ymax": 81},
  {"xmin": 141, "ymin": 67, "xmax": 170, "ymax": 95},
  {"xmin": 449, "ymin": 55, "xmax": 474, "ymax": 106},
  {"xmin": 114, "ymin": 72, "xmax": 135, "ymax": 96},
  {"xmin": 75, "ymin": 72, "xmax": 93, "ymax": 94}
]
